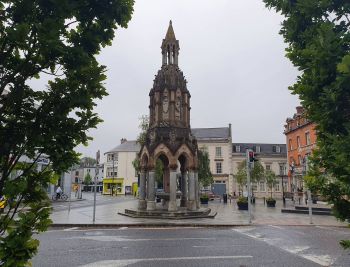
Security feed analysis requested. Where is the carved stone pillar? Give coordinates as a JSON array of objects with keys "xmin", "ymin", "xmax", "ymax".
[
  {"xmin": 147, "ymin": 171, "xmax": 156, "ymax": 211},
  {"xmin": 168, "ymin": 169, "xmax": 177, "ymax": 212},
  {"xmin": 187, "ymin": 170, "xmax": 196, "ymax": 211},
  {"xmin": 138, "ymin": 170, "xmax": 147, "ymax": 210},
  {"xmin": 194, "ymin": 171, "xmax": 199, "ymax": 209},
  {"xmin": 180, "ymin": 170, "xmax": 188, "ymax": 207}
]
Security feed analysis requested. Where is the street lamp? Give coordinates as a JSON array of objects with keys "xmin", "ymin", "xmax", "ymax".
[
  {"xmin": 281, "ymin": 164, "xmax": 286, "ymax": 206},
  {"xmin": 112, "ymin": 153, "xmax": 115, "ymax": 196}
]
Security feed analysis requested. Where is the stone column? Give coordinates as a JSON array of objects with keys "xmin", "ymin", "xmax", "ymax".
[
  {"xmin": 138, "ymin": 170, "xmax": 147, "ymax": 210},
  {"xmin": 187, "ymin": 170, "xmax": 196, "ymax": 211},
  {"xmin": 194, "ymin": 171, "xmax": 200, "ymax": 209},
  {"xmin": 180, "ymin": 170, "xmax": 188, "ymax": 207},
  {"xmin": 147, "ymin": 170, "xmax": 156, "ymax": 211},
  {"xmin": 168, "ymin": 169, "xmax": 177, "ymax": 212}
]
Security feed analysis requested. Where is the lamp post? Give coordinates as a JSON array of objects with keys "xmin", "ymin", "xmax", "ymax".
[
  {"xmin": 281, "ymin": 164, "xmax": 286, "ymax": 206},
  {"xmin": 112, "ymin": 154, "xmax": 115, "ymax": 196}
]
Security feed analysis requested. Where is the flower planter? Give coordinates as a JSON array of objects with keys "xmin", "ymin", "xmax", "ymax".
[
  {"xmin": 266, "ymin": 199, "xmax": 276, "ymax": 207},
  {"xmin": 237, "ymin": 202, "xmax": 248, "ymax": 210},
  {"xmin": 200, "ymin": 198, "xmax": 209, "ymax": 204}
]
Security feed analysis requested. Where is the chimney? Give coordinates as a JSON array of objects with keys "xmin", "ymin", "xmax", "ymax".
[
  {"xmin": 228, "ymin": 123, "xmax": 232, "ymax": 138},
  {"xmin": 120, "ymin": 138, "xmax": 127, "ymax": 144},
  {"xmin": 296, "ymin": 106, "xmax": 304, "ymax": 114}
]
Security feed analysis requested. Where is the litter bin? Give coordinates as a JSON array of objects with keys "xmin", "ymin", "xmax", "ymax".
[{"xmin": 223, "ymin": 193, "xmax": 228, "ymax": 203}]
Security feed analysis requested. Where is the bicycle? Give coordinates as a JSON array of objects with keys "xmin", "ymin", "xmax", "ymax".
[{"xmin": 52, "ymin": 193, "xmax": 68, "ymax": 201}]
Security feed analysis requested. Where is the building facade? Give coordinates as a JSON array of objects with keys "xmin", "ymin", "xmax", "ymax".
[
  {"xmin": 103, "ymin": 139, "xmax": 139, "ymax": 195},
  {"xmin": 192, "ymin": 126, "xmax": 233, "ymax": 195},
  {"xmin": 284, "ymin": 106, "xmax": 317, "ymax": 192},
  {"xmin": 232, "ymin": 143, "xmax": 288, "ymax": 198}
]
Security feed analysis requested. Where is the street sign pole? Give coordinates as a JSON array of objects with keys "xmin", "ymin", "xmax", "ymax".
[
  {"xmin": 93, "ymin": 150, "xmax": 100, "ymax": 224},
  {"xmin": 246, "ymin": 149, "xmax": 252, "ymax": 224}
]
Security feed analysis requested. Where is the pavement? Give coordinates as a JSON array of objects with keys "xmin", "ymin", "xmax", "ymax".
[{"xmin": 50, "ymin": 193, "xmax": 349, "ymax": 227}]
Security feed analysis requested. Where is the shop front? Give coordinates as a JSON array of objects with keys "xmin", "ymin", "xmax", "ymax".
[{"xmin": 103, "ymin": 178, "xmax": 124, "ymax": 195}]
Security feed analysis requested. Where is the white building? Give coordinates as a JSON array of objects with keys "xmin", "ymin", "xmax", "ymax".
[
  {"xmin": 103, "ymin": 139, "xmax": 139, "ymax": 195},
  {"xmin": 192, "ymin": 126, "xmax": 233, "ymax": 195}
]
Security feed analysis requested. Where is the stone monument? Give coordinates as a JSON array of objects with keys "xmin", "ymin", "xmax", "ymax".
[{"xmin": 123, "ymin": 21, "xmax": 214, "ymax": 219}]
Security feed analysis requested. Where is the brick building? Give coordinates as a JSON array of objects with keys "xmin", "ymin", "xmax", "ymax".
[{"xmin": 284, "ymin": 106, "xmax": 317, "ymax": 192}]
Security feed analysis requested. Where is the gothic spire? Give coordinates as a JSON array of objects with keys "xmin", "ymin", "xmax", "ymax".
[
  {"xmin": 165, "ymin": 20, "xmax": 176, "ymax": 40},
  {"xmin": 161, "ymin": 20, "xmax": 180, "ymax": 66}
]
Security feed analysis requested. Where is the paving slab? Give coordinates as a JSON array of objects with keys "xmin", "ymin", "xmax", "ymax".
[{"xmin": 50, "ymin": 195, "xmax": 348, "ymax": 227}]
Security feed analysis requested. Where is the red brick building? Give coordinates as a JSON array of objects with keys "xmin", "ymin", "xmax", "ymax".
[{"xmin": 284, "ymin": 106, "xmax": 317, "ymax": 192}]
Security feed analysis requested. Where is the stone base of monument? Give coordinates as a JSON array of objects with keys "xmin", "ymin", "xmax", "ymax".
[{"xmin": 119, "ymin": 206, "xmax": 216, "ymax": 219}]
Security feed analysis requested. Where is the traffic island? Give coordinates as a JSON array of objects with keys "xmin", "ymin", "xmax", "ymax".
[{"xmin": 119, "ymin": 207, "xmax": 216, "ymax": 220}]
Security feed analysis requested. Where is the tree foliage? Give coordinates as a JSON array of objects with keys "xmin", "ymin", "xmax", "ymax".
[
  {"xmin": 236, "ymin": 160, "xmax": 264, "ymax": 195},
  {"xmin": 265, "ymin": 169, "xmax": 278, "ymax": 198},
  {"xmin": 197, "ymin": 148, "xmax": 213, "ymax": 187},
  {"xmin": 136, "ymin": 115, "xmax": 149, "ymax": 145},
  {"xmin": 84, "ymin": 172, "xmax": 92, "ymax": 185},
  {"xmin": 0, "ymin": 0, "xmax": 134, "ymax": 264},
  {"xmin": 264, "ymin": 0, "xmax": 350, "ymax": 247},
  {"xmin": 155, "ymin": 159, "xmax": 164, "ymax": 188}
]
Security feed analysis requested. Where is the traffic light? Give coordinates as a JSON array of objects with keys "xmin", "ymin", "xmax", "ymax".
[{"xmin": 249, "ymin": 151, "xmax": 255, "ymax": 162}]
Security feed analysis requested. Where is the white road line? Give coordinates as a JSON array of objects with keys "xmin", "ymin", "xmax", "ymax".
[
  {"xmin": 233, "ymin": 228, "xmax": 334, "ymax": 266},
  {"xmin": 80, "ymin": 255, "xmax": 253, "ymax": 267},
  {"xmin": 63, "ymin": 227, "xmax": 79, "ymax": 231},
  {"xmin": 268, "ymin": 225, "xmax": 284, "ymax": 229}
]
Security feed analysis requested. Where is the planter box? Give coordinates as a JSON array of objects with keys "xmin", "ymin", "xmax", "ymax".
[
  {"xmin": 266, "ymin": 200, "xmax": 276, "ymax": 207},
  {"xmin": 200, "ymin": 198, "xmax": 209, "ymax": 204},
  {"xmin": 237, "ymin": 202, "xmax": 248, "ymax": 210}
]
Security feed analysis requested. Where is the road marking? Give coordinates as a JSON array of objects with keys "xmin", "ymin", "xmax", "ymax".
[
  {"xmin": 68, "ymin": 236, "xmax": 216, "ymax": 242},
  {"xmin": 284, "ymin": 246, "xmax": 309, "ymax": 254},
  {"xmin": 302, "ymin": 254, "xmax": 333, "ymax": 266},
  {"xmin": 268, "ymin": 225, "xmax": 284, "ymax": 229},
  {"xmin": 80, "ymin": 255, "xmax": 253, "ymax": 267},
  {"xmin": 233, "ymin": 228, "xmax": 334, "ymax": 266},
  {"xmin": 63, "ymin": 227, "xmax": 79, "ymax": 231}
]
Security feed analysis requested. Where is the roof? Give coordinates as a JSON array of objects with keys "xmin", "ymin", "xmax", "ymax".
[
  {"xmin": 165, "ymin": 20, "xmax": 176, "ymax": 40},
  {"xmin": 106, "ymin": 141, "xmax": 140, "ymax": 153},
  {"xmin": 232, "ymin": 143, "xmax": 287, "ymax": 155},
  {"xmin": 191, "ymin": 127, "xmax": 230, "ymax": 140}
]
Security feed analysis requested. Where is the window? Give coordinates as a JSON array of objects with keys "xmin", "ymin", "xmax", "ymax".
[
  {"xmin": 216, "ymin": 162, "xmax": 222, "ymax": 174},
  {"xmin": 265, "ymin": 164, "xmax": 271, "ymax": 171},
  {"xmin": 297, "ymin": 136, "xmax": 301, "ymax": 148},
  {"xmin": 256, "ymin": 146, "xmax": 261, "ymax": 153},
  {"xmin": 276, "ymin": 146, "xmax": 281, "ymax": 153},
  {"xmin": 235, "ymin": 145, "xmax": 240, "ymax": 152},
  {"xmin": 275, "ymin": 183, "xmax": 280, "ymax": 192},
  {"xmin": 305, "ymin": 132, "xmax": 311, "ymax": 145},
  {"xmin": 289, "ymin": 139, "xmax": 293, "ymax": 150},
  {"xmin": 215, "ymin": 147, "xmax": 222, "ymax": 157},
  {"xmin": 106, "ymin": 167, "xmax": 118, "ymax": 177},
  {"xmin": 259, "ymin": 182, "xmax": 265, "ymax": 192},
  {"xmin": 107, "ymin": 153, "xmax": 118, "ymax": 162},
  {"xmin": 279, "ymin": 164, "xmax": 285, "ymax": 176},
  {"xmin": 252, "ymin": 183, "xmax": 258, "ymax": 191}
]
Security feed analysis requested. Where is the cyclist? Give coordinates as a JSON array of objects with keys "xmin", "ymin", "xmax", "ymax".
[{"xmin": 56, "ymin": 186, "xmax": 63, "ymax": 199}]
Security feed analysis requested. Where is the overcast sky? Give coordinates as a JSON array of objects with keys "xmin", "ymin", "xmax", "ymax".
[{"xmin": 74, "ymin": 0, "xmax": 300, "ymax": 158}]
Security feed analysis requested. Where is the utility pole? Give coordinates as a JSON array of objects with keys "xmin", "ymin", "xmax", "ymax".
[{"xmin": 93, "ymin": 150, "xmax": 100, "ymax": 224}]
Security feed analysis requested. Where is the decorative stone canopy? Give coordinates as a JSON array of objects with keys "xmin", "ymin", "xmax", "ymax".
[{"xmin": 136, "ymin": 21, "xmax": 203, "ymax": 214}]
